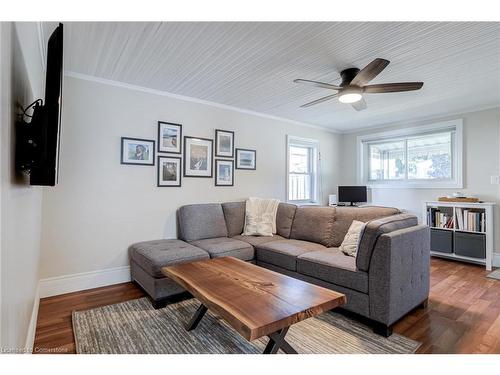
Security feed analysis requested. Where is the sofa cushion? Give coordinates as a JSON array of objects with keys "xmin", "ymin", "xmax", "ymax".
[
  {"xmin": 356, "ymin": 214, "xmax": 419, "ymax": 271},
  {"xmin": 232, "ymin": 234, "xmax": 285, "ymax": 247},
  {"xmin": 178, "ymin": 203, "xmax": 228, "ymax": 241},
  {"xmin": 189, "ymin": 237, "xmax": 254, "ymax": 261},
  {"xmin": 129, "ymin": 239, "xmax": 209, "ymax": 278},
  {"xmin": 222, "ymin": 201, "xmax": 246, "ymax": 237},
  {"xmin": 297, "ymin": 248, "xmax": 368, "ymax": 293},
  {"xmin": 255, "ymin": 239, "xmax": 326, "ymax": 271},
  {"xmin": 276, "ymin": 203, "xmax": 297, "ymax": 238},
  {"xmin": 331, "ymin": 206, "xmax": 400, "ymax": 247},
  {"xmin": 290, "ymin": 207, "xmax": 336, "ymax": 247}
]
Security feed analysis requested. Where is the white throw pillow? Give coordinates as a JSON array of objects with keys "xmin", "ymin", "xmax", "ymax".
[
  {"xmin": 339, "ymin": 220, "xmax": 366, "ymax": 257},
  {"xmin": 243, "ymin": 212, "xmax": 274, "ymax": 236},
  {"xmin": 243, "ymin": 197, "xmax": 280, "ymax": 236}
]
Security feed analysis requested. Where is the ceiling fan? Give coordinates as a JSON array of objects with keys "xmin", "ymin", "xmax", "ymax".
[{"xmin": 294, "ymin": 58, "xmax": 423, "ymax": 111}]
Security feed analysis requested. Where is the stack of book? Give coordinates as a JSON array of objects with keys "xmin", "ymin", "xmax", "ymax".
[
  {"xmin": 427, "ymin": 208, "xmax": 454, "ymax": 229},
  {"xmin": 455, "ymin": 208, "xmax": 486, "ymax": 232}
]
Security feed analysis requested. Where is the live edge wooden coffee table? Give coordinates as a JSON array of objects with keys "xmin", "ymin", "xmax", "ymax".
[{"xmin": 162, "ymin": 257, "xmax": 346, "ymax": 354}]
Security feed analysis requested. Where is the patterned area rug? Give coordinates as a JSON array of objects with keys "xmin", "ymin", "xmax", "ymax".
[
  {"xmin": 487, "ymin": 268, "xmax": 500, "ymax": 280},
  {"xmin": 72, "ymin": 297, "xmax": 421, "ymax": 354}
]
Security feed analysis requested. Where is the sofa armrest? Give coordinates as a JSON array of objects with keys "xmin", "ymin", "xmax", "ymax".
[{"xmin": 368, "ymin": 225, "xmax": 430, "ymax": 326}]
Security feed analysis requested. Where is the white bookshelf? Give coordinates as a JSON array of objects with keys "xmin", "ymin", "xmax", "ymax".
[{"xmin": 423, "ymin": 201, "xmax": 495, "ymax": 270}]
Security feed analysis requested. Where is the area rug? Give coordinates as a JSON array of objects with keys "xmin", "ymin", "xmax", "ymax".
[
  {"xmin": 487, "ymin": 268, "xmax": 500, "ymax": 280},
  {"xmin": 72, "ymin": 297, "xmax": 421, "ymax": 354}
]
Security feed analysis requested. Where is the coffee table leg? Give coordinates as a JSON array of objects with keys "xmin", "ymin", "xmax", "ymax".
[
  {"xmin": 186, "ymin": 303, "xmax": 208, "ymax": 331},
  {"xmin": 263, "ymin": 327, "xmax": 298, "ymax": 354}
]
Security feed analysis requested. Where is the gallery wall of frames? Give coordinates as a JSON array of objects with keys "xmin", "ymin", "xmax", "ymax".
[{"xmin": 120, "ymin": 121, "xmax": 257, "ymax": 187}]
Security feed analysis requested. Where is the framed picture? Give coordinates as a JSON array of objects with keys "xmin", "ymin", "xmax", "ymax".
[
  {"xmin": 157, "ymin": 156, "xmax": 182, "ymax": 187},
  {"xmin": 235, "ymin": 148, "xmax": 256, "ymax": 170},
  {"xmin": 158, "ymin": 121, "xmax": 182, "ymax": 154},
  {"xmin": 215, "ymin": 129, "xmax": 234, "ymax": 158},
  {"xmin": 215, "ymin": 159, "xmax": 234, "ymax": 186},
  {"xmin": 121, "ymin": 137, "xmax": 155, "ymax": 166},
  {"xmin": 183, "ymin": 136, "xmax": 213, "ymax": 177}
]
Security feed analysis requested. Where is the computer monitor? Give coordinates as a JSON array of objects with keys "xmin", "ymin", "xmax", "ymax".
[{"xmin": 338, "ymin": 186, "xmax": 367, "ymax": 206}]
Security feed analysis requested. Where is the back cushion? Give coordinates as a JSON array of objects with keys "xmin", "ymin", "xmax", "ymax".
[
  {"xmin": 331, "ymin": 206, "xmax": 400, "ymax": 247},
  {"xmin": 178, "ymin": 204, "xmax": 228, "ymax": 241},
  {"xmin": 276, "ymin": 203, "xmax": 297, "ymax": 238},
  {"xmin": 221, "ymin": 201, "xmax": 246, "ymax": 237},
  {"xmin": 356, "ymin": 213, "xmax": 418, "ymax": 271},
  {"xmin": 290, "ymin": 207, "xmax": 336, "ymax": 247}
]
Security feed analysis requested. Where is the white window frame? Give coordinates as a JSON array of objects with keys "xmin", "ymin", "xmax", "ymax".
[
  {"xmin": 357, "ymin": 119, "xmax": 463, "ymax": 188},
  {"xmin": 286, "ymin": 135, "xmax": 320, "ymax": 204}
]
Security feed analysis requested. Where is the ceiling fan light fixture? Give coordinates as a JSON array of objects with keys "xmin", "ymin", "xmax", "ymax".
[
  {"xmin": 338, "ymin": 87, "xmax": 363, "ymax": 104},
  {"xmin": 295, "ymin": 58, "xmax": 423, "ymax": 109}
]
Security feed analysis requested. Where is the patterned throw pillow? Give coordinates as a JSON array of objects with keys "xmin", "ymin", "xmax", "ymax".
[{"xmin": 339, "ymin": 220, "xmax": 366, "ymax": 257}]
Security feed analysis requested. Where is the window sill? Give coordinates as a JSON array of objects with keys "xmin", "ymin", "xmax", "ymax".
[{"xmin": 365, "ymin": 182, "xmax": 463, "ymax": 189}]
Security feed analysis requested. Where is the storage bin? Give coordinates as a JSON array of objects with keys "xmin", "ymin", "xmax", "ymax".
[
  {"xmin": 454, "ymin": 232, "xmax": 486, "ymax": 259},
  {"xmin": 430, "ymin": 228, "xmax": 453, "ymax": 253}
]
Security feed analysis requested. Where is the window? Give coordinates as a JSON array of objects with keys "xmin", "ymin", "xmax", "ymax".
[
  {"xmin": 358, "ymin": 120, "xmax": 463, "ymax": 188},
  {"xmin": 287, "ymin": 136, "xmax": 319, "ymax": 203}
]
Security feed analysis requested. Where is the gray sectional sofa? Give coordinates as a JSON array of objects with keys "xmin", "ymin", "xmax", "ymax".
[{"xmin": 129, "ymin": 202, "xmax": 430, "ymax": 336}]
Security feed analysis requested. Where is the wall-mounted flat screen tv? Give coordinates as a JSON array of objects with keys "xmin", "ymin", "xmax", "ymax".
[{"xmin": 29, "ymin": 23, "xmax": 64, "ymax": 186}]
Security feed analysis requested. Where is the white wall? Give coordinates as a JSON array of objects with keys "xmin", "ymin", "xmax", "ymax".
[
  {"xmin": 0, "ymin": 22, "xmax": 44, "ymax": 351},
  {"xmin": 39, "ymin": 76, "xmax": 342, "ymax": 279},
  {"xmin": 341, "ymin": 107, "xmax": 500, "ymax": 254}
]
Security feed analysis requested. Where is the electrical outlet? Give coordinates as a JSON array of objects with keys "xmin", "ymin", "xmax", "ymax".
[{"xmin": 491, "ymin": 175, "xmax": 500, "ymax": 185}]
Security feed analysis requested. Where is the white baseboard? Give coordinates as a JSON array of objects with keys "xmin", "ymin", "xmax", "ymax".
[
  {"xmin": 24, "ymin": 284, "xmax": 40, "ymax": 353},
  {"xmin": 39, "ymin": 266, "xmax": 131, "ymax": 298}
]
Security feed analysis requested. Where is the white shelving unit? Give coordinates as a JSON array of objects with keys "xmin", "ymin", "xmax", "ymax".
[{"xmin": 423, "ymin": 201, "xmax": 495, "ymax": 270}]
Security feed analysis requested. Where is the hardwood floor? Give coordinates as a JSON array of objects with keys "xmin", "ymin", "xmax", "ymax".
[
  {"xmin": 33, "ymin": 258, "xmax": 500, "ymax": 354},
  {"xmin": 33, "ymin": 283, "xmax": 145, "ymax": 354},
  {"xmin": 394, "ymin": 258, "xmax": 500, "ymax": 353}
]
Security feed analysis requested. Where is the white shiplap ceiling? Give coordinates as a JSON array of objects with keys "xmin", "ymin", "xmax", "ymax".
[{"xmin": 41, "ymin": 22, "xmax": 500, "ymax": 132}]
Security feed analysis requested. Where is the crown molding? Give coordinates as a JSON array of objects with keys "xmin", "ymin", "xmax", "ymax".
[
  {"xmin": 340, "ymin": 104, "xmax": 500, "ymax": 135},
  {"xmin": 64, "ymin": 71, "xmax": 341, "ymax": 134}
]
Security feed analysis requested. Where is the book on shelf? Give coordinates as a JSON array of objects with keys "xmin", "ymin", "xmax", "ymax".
[
  {"xmin": 427, "ymin": 207, "xmax": 438, "ymax": 227},
  {"xmin": 428, "ymin": 209, "xmax": 453, "ymax": 229},
  {"xmin": 428, "ymin": 207, "xmax": 486, "ymax": 233},
  {"xmin": 454, "ymin": 207, "xmax": 486, "ymax": 233},
  {"xmin": 455, "ymin": 208, "xmax": 464, "ymax": 230}
]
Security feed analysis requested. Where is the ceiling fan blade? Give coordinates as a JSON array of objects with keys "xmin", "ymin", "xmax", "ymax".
[
  {"xmin": 350, "ymin": 58, "xmax": 390, "ymax": 86},
  {"xmin": 363, "ymin": 82, "xmax": 424, "ymax": 93},
  {"xmin": 300, "ymin": 93, "xmax": 338, "ymax": 108},
  {"xmin": 351, "ymin": 97, "xmax": 367, "ymax": 111},
  {"xmin": 294, "ymin": 79, "xmax": 341, "ymax": 90}
]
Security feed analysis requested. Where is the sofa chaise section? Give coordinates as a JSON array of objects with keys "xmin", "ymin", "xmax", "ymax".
[{"xmin": 129, "ymin": 239, "xmax": 209, "ymax": 307}]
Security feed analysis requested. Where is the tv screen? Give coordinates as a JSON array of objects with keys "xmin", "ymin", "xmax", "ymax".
[
  {"xmin": 338, "ymin": 186, "xmax": 367, "ymax": 205},
  {"xmin": 30, "ymin": 23, "xmax": 63, "ymax": 186}
]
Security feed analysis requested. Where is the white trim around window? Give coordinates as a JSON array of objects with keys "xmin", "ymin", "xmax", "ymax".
[
  {"xmin": 286, "ymin": 135, "xmax": 320, "ymax": 204},
  {"xmin": 356, "ymin": 119, "xmax": 463, "ymax": 188}
]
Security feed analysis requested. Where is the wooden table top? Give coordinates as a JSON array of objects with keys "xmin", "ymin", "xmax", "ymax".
[{"xmin": 162, "ymin": 257, "xmax": 346, "ymax": 341}]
